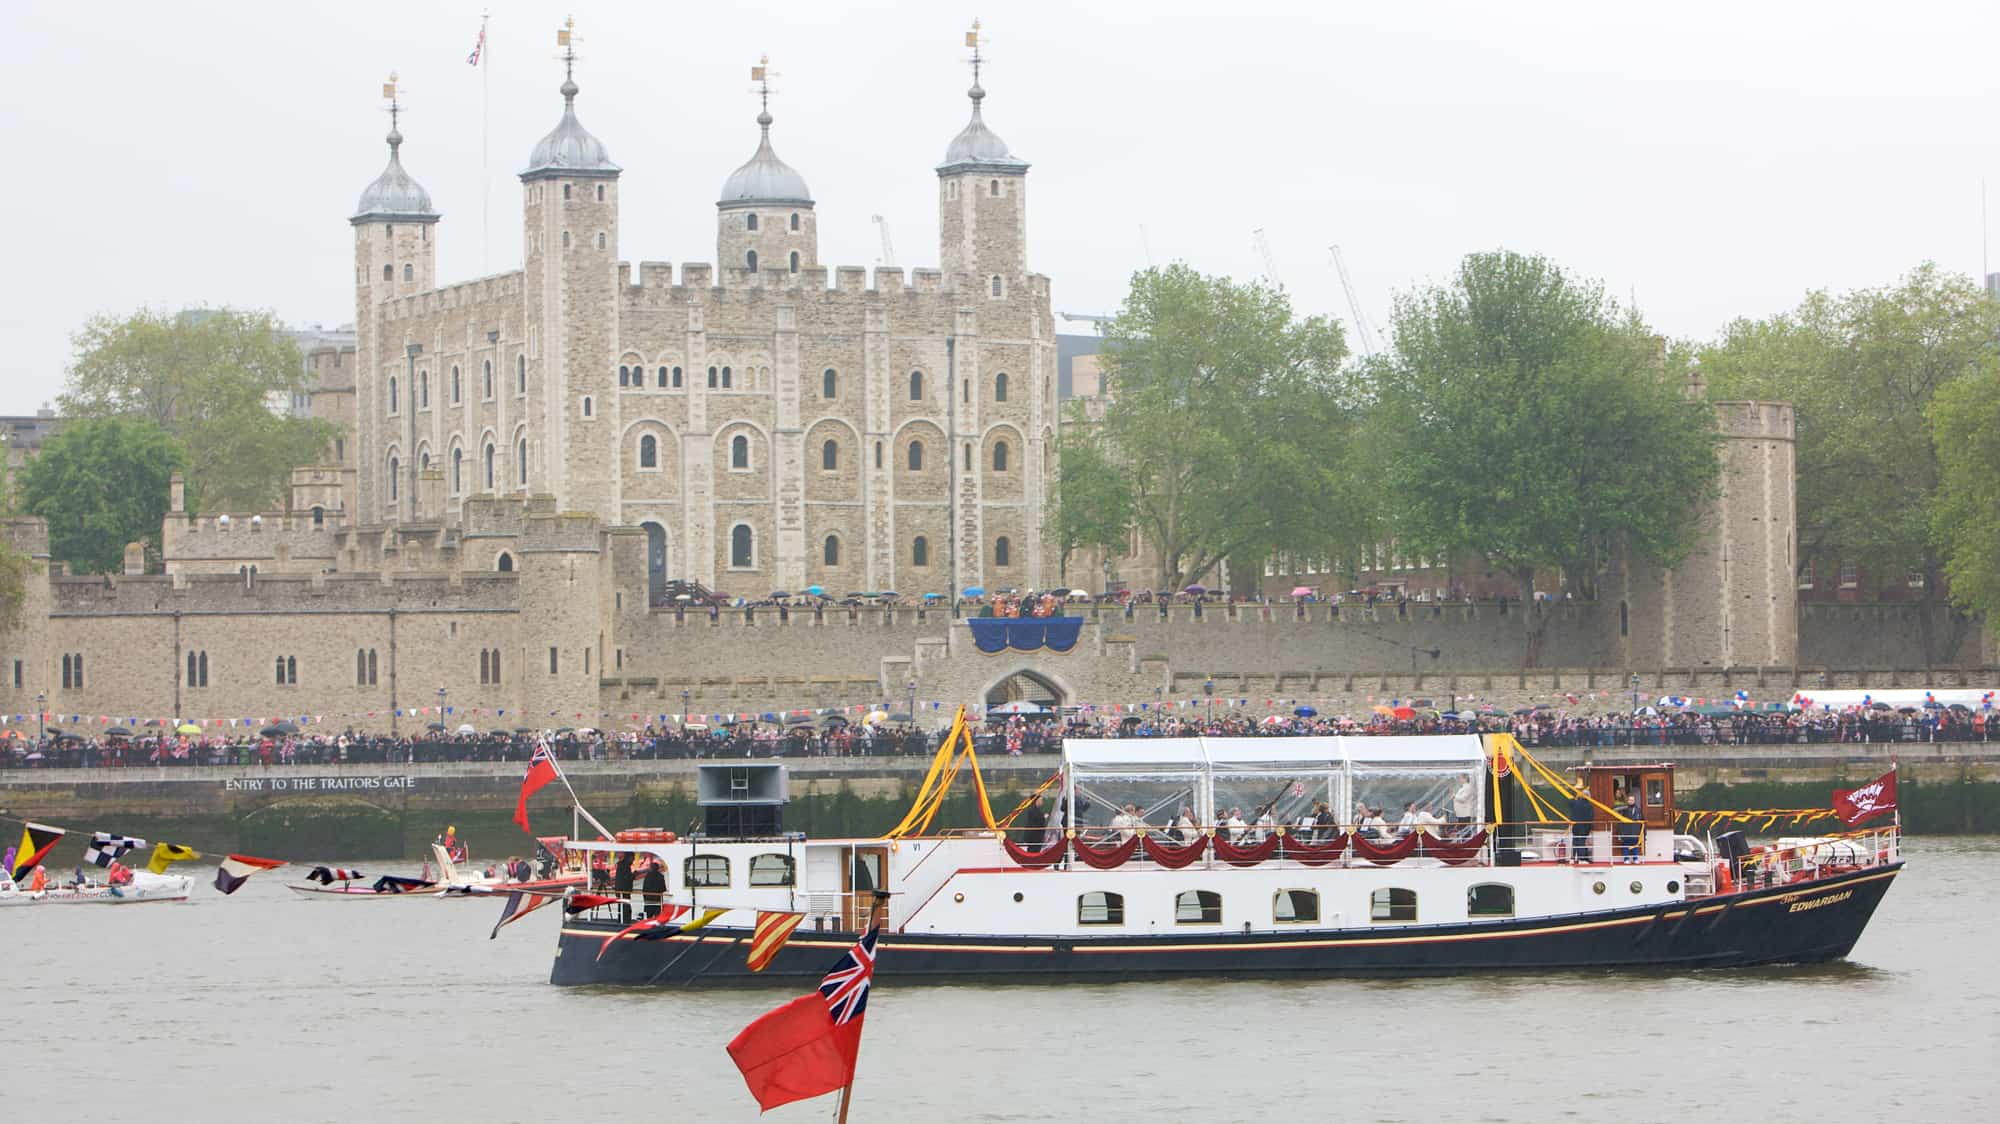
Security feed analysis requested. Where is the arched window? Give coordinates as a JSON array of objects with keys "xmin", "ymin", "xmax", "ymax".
[
  {"xmin": 596, "ymin": 231, "xmax": 606, "ymax": 250},
  {"xmin": 731, "ymin": 434, "xmax": 749, "ymax": 470},
  {"xmin": 1370, "ymin": 887, "xmax": 1418, "ymax": 923},
  {"xmin": 418, "ymin": 371, "xmax": 428, "ymax": 408},
  {"xmin": 197, "ymin": 651, "xmax": 208, "ymax": 687},
  {"xmin": 823, "ymin": 535, "xmax": 840, "ymax": 566},
  {"xmin": 482, "ymin": 359, "xmax": 493, "ymax": 398},
  {"xmin": 483, "ymin": 442, "xmax": 495, "ymax": 489},
  {"xmin": 403, "ymin": 263, "xmax": 413, "ymax": 281},
  {"xmin": 618, "ymin": 365, "xmax": 629, "ymax": 387},
  {"xmin": 730, "ymin": 524, "xmax": 754, "ymax": 568},
  {"xmin": 639, "ymin": 434, "xmax": 658, "ymax": 469},
  {"xmin": 990, "ymin": 179, "xmax": 1000, "ymax": 197},
  {"xmin": 563, "ymin": 183, "xmax": 572, "ymax": 200},
  {"xmin": 722, "ymin": 366, "xmax": 733, "ymax": 388},
  {"xmin": 994, "ymin": 372, "xmax": 1008, "ymax": 402},
  {"xmin": 990, "ymin": 275, "xmax": 1003, "ymax": 298},
  {"xmin": 995, "ymin": 536, "xmax": 1011, "ymax": 567},
  {"xmin": 185, "ymin": 652, "xmax": 196, "ymax": 688},
  {"xmin": 708, "ymin": 366, "xmax": 719, "ymax": 388},
  {"xmin": 1078, "ymin": 891, "xmax": 1124, "ymax": 925},
  {"xmin": 388, "ymin": 375, "xmax": 399, "ymax": 413},
  {"xmin": 311, "ymin": 506, "xmax": 324, "ymax": 528},
  {"xmin": 489, "ymin": 648, "xmax": 501, "ymax": 683},
  {"xmin": 581, "ymin": 396, "xmax": 593, "ymax": 417},
  {"xmin": 789, "ymin": 251, "xmax": 800, "ymax": 273},
  {"xmin": 1175, "ymin": 889, "xmax": 1223, "ymax": 924},
  {"xmin": 451, "ymin": 366, "xmax": 461, "ymax": 403},
  {"xmin": 964, "ymin": 442, "xmax": 972, "ymax": 471},
  {"xmin": 746, "ymin": 250, "xmax": 758, "ymax": 271},
  {"xmin": 355, "ymin": 649, "xmax": 367, "ymax": 686},
  {"xmin": 685, "ymin": 855, "xmax": 731, "ymax": 887},
  {"xmin": 366, "ymin": 648, "xmax": 378, "ymax": 685},
  {"xmin": 746, "ymin": 213, "xmax": 759, "ymax": 231},
  {"xmin": 670, "ymin": 366, "xmax": 682, "ymax": 388},
  {"xmin": 418, "ymin": 449, "xmax": 430, "ymax": 471},
  {"xmin": 516, "ymin": 438, "xmax": 528, "ymax": 484},
  {"xmin": 388, "ymin": 456, "xmax": 400, "ymax": 501},
  {"xmin": 1274, "ymin": 889, "xmax": 1320, "ymax": 924},
  {"xmin": 497, "ymin": 552, "xmax": 514, "ymax": 572},
  {"xmin": 451, "ymin": 447, "xmax": 463, "ymax": 493},
  {"xmin": 479, "ymin": 649, "xmax": 490, "ymax": 685},
  {"xmin": 750, "ymin": 852, "xmax": 796, "ymax": 886},
  {"xmin": 912, "ymin": 536, "xmax": 929, "ymax": 567},
  {"xmin": 596, "ymin": 184, "xmax": 605, "ymax": 201},
  {"xmin": 907, "ymin": 441, "xmax": 923, "ymax": 471},
  {"xmin": 383, "ymin": 264, "xmax": 393, "ymax": 281},
  {"xmin": 517, "ymin": 354, "xmax": 526, "ymax": 393},
  {"xmin": 1468, "ymin": 883, "xmax": 1516, "ymax": 918},
  {"xmin": 561, "ymin": 231, "xmax": 570, "ymax": 249},
  {"xmin": 821, "ymin": 439, "xmax": 839, "ymax": 470},
  {"xmin": 993, "ymin": 441, "xmax": 1009, "ymax": 471},
  {"xmin": 789, "ymin": 212, "xmax": 800, "ymax": 231},
  {"xmin": 909, "ymin": 370, "xmax": 924, "ymax": 400},
  {"xmin": 875, "ymin": 442, "xmax": 883, "ymax": 469},
  {"xmin": 655, "ymin": 365, "xmax": 667, "ymax": 388}
]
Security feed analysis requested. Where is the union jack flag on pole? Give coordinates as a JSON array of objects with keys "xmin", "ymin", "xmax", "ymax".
[
  {"xmin": 727, "ymin": 922, "xmax": 883, "ymax": 1111},
  {"xmin": 467, "ymin": 17, "xmax": 487, "ymax": 66}
]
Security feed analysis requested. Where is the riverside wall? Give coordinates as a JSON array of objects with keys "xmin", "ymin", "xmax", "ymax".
[{"xmin": 6, "ymin": 743, "xmax": 1998, "ymax": 858}]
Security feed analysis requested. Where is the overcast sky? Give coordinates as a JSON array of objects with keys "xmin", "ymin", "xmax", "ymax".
[{"xmin": 4, "ymin": 1, "xmax": 1997, "ymax": 413}]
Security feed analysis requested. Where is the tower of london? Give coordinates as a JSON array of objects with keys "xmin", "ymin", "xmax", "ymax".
[{"xmin": 339, "ymin": 44, "xmax": 1057, "ymax": 601}]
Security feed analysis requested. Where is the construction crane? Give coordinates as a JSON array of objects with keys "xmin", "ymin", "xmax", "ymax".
[
  {"xmin": 871, "ymin": 214, "xmax": 896, "ymax": 267},
  {"xmin": 1252, "ymin": 228, "xmax": 1281, "ymax": 287},
  {"xmin": 1328, "ymin": 244, "xmax": 1380, "ymax": 357},
  {"xmin": 1059, "ymin": 312, "xmax": 1114, "ymax": 334}
]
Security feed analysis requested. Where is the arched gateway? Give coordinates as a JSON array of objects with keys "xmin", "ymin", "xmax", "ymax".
[{"xmin": 984, "ymin": 669, "xmax": 1066, "ymax": 709}]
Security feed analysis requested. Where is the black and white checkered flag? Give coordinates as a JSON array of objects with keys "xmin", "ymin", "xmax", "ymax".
[{"xmin": 84, "ymin": 832, "xmax": 146, "ymax": 868}]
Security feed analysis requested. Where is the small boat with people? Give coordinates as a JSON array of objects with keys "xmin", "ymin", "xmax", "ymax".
[
  {"xmin": 289, "ymin": 836, "xmax": 580, "ymax": 900},
  {"xmin": 549, "ymin": 715, "xmax": 1902, "ymax": 986},
  {"xmin": 0, "ymin": 867, "xmax": 193, "ymax": 905}
]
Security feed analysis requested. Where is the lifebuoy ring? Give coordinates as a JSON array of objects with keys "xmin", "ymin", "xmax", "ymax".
[{"xmin": 1714, "ymin": 859, "xmax": 1735, "ymax": 893}]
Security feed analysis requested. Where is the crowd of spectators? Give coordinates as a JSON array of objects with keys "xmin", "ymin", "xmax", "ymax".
[{"xmin": 3, "ymin": 702, "xmax": 1985, "ymax": 771}]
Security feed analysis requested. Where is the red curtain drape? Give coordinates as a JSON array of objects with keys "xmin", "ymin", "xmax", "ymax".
[
  {"xmin": 1280, "ymin": 831, "xmax": 1348, "ymax": 866},
  {"xmin": 1142, "ymin": 834, "xmax": 1208, "ymax": 869},
  {"xmin": 1349, "ymin": 832, "xmax": 1420, "ymax": 865},
  {"xmin": 1417, "ymin": 830, "xmax": 1489, "ymax": 866},
  {"xmin": 1212, "ymin": 833, "xmax": 1281, "ymax": 867},
  {"xmin": 1071, "ymin": 834, "xmax": 1141, "ymax": 870},
  {"xmin": 1001, "ymin": 835, "xmax": 1067, "ymax": 868}
]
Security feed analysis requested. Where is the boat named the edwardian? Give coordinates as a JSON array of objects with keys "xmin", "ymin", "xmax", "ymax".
[{"xmin": 550, "ymin": 731, "xmax": 1902, "ymax": 986}]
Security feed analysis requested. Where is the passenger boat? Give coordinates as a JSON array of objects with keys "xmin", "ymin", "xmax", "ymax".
[
  {"xmin": 550, "ymin": 728, "xmax": 1902, "ymax": 986},
  {"xmin": 0, "ymin": 870, "xmax": 193, "ymax": 905}
]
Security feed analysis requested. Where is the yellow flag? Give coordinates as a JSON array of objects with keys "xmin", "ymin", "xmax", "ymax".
[
  {"xmin": 679, "ymin": 908, "xmax": 727, "ymax": 935},
  {"xmin": 147, "ymin": 843, "xmax": 201, "ymax": 874}
]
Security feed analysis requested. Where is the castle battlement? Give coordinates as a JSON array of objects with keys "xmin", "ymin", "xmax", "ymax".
[{"xmin": 380, "ymin": 271, "xmax": 525, "ymax": 321}]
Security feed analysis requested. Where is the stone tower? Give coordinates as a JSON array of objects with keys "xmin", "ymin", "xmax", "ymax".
[
  {"xmin": 936, "ymin": 39, "xmax": 1030, "ymax": 289},
  {"xmin": 350, "ymin": 80, "xmax": 439, "ymax": 524},
  {"xmin": 716, "ymin": 61, "xmax": 817, "ymax": 275},
  {"xmin": 1611, "ymin": 369, "xmax": 1799, "ymax": 669},
  {"xmin": 521, "ymin": 42, "xmax": 621, "ymax": 517}
]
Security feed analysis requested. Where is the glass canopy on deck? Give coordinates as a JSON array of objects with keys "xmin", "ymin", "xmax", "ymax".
[{"xmin": 1061, "ymin": 735, "xmax": 1487, "ymax": 832}]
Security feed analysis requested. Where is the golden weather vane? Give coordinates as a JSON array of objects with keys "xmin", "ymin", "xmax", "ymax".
[
  {"xmin": 750, "ymin": 53, "xmax": 781, "ymax": 114},
  {"xmin": 382, "ymin": 71, "xmax": 402, "ymax": 131},
  {"xmin": 965, "ymin": 17, "xmax": 985, "ymax": 84}
]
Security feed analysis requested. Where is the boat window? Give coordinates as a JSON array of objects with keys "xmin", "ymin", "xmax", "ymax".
[
  {"xmin": 1077, "ymin": 891, "xmax": 1124, "ymax": 926},
  {"xmin": 1467, "ymin": 883, "xmax": 1515, "ymax": 918},
  {"xmin": 1174, "ymin": 889, "xmax": 1222, "ymax": 924},
  {"xmin": 749, "ymin": 853, "xmax": 795, "ymax": 887},
  {"xmin": 1274, "ymin": 889, "xmax": 1319, "ymax": 924},
  {"xmin": 1645, "ymin": 777, "xmax": 1667, "ymax": 807},
  {"xmin": 1370, "ymin": 887, "xmax": 1418, "ymax": 923},
  {"xmin": 683, "ymin": 855, "xmax": 730, "ymax": 888}
]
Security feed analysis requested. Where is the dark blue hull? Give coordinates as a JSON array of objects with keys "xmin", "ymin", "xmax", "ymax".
[{"xmin": 550, "ymin": 863, "xmax": 1901, "ymax": 987}]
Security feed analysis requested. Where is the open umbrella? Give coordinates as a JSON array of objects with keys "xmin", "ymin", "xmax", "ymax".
[
  {"xmin": 1069, "ymin": 588, "xmax": 1091, "ymax": 598},
  {"xmin": 1391, "ymin": 706, "xmax": 1417, "ymax": 720},
  {"xmin": 864, "ymin": 710, "xmax": 888, "ymax": 725},
  {"xmin": 490, "ymin": 729, "xmax": 512, "ymax": 738},
  {"xmin": 1512, "ymin": 707, "xmax": 1537, "ymax": 716},
  {"xmin": 456, "ymin": 723, "xmax": 477, "ymax": 735},
  {"xmin": 770, "ymin": 590, "xmax": 791, "ymax": 599},
  {"xmin": 1293, "ymin": 706, "xmax": 1318, "ymax": 718},
  {"xmin": 1632, "ymin": 705, "xmax": 1660, "ymax": 716},
  {"xmin": 889, "ymin": 712, "xmax": 914, "ymax": 723},
  {"xmin": 806, "ymin": 585, "xmax": 826, "ymax": 597},
  {"xmin": 961, "ymin": 586, "xmax": 986, "ymax": 598},
  {"xmin": 104, "ymin": 727, "xmax": 131, "ymax": 739},
  {"xmin": 1261, "ymin": 715, "xmax": 1288, "ymax": 726},
  {"xmin": 258, "ymin": 725, "xmax": 289, "ymax": 737},
  {"xmin": 1183, "ymin": 584, "xmax": 1207, "ymax": 595},
  {"xmin": 1371, "ymin": 705, "xmax": 1395, "ymax": 716},
  {"xmin": 1454, "ymin": 710, "xmax": 1481, "ymax": 721},
  {"xmin": 1289, "ymin": 586, "xmax": 1314, "ymax": 597},
  {"xmin": 820, "ymin": 714, "xmax": 849, "ymax": 727},
  {"xmin": 270, "ymin": 720, "xmax": 300, "ymax": 734},
  {"xmin": 426, "ymin": 721, "xmax": 448, "ymax": 732},
  {"xmin": 177, "ymin": 723, "xmax": 201, "ymax": 735},
  {"xmin": 514, "ymin": 726, "xmax": 533, "ymax": 734}
]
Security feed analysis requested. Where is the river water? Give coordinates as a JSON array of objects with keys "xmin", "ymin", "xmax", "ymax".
[{"xmin": 6, "ymin": 836, "xmax": 1994, "ymax": 1123}]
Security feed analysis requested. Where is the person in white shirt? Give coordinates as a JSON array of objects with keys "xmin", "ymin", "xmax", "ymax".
[
  {"xmin": 1412, "ymin": 805, "xmax": 1443, "ymax": 837},
  {"xmin": 1111, "ymin": 803, "xmax": 1142, "ymax": 843},
  {"xmin": 1359, "ymin": 808, "xmax": 1389, "ymax": 839},
  {"xmin": 1397, "ymin": 802, "xmax": 1420, "ymax": 836},
  {"xmin": 1254, "ymin": 804, "xmax": 1278, "ymax": 842},
  {"xmin": 1175, "ymin": 805, "xmax": 1198, "ymax": 842},
  {"xmin": 1451, "ymin": 778, "xmax": 1477, "ymax": 823},
  {"xmin": 1225, "ymin": 807, "xmax": 1248, "ymax": 842}
]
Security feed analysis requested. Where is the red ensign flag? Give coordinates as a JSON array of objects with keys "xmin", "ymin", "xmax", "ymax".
[
  {"xmin": 728, "ymin": 925, "xmax": 879, "ymax": 1112},
  {"xmin": 513, "ymin": 743, "xmax": 559, "ymax": 833}
]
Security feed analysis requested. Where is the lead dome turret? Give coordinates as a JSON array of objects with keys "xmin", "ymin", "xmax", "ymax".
[{"xmin": 352, "ymin": 126, "xmax": 438, "ymax": 222}]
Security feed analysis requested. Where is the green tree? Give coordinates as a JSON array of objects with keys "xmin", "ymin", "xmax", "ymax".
[
  {"xmin": 18, "ymin": 417, "xmax": 187, "ymax": 574},
  {"xmin": 1094, "ymin": 264, "xmax": 1366, "ymax": 589},
  {"xmin": 0, "ymin": 536, "xmax": 30, "ymax": 629},
  {"xmin": 1701, "ymin": 264, "xmax": 1999, "ymax": 659},
  {"xmin": 1928, "ymin": 368, "xmax": 2000, "ymax": 622},
  {"xmin": 1372, "ymin": 250, "xmax": 1719, "ymax": 661},
  {"xmin": 1045, "ymin": 410, "xmax": 1136, "ymax": 584},
  {"xmin": 60, "ymin": 308, "xmax": 335, "ymax": 511}
]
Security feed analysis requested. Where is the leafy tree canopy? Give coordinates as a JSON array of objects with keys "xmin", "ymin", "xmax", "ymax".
[
  {"xmin": 18, "ymin": 417, "xmax": 186, "ymax": 574},
  {"xmin": 1929, "ymin": 368, "xmax": 2000, "ymax": 621},
  {"xmin": 1090, "ymin": 264, "xmax": 1370, "ymax": 589},
  {"xmin": 1371, "ymin": 250, "xmax": 1719, "ymax": 617},
  {"xmin": 60, "ymin": 307, "xmax": 335, "ymax": 511}
]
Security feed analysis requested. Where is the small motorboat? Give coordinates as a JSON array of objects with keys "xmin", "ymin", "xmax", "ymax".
[{"xmin": 0, "ymin": 870, "xmax": 193, "ymax": 906}]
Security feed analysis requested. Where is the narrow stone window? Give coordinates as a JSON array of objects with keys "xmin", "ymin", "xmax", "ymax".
[
  {"xmin": 746, "ymin": 213, "xmax": 759, "ymax": 231},
  {"xmin": 909, "ymin": 370, "xmax": 924, "ymax": 400},
  {"xmin": 732, "ymin": 434, "xmax": 750, "ymax": 470},
  {"xmin": 912, "ymin": 536, "xmax": 929, "ymax": 567},
  {"xmin": 908, "ymin": 441, "xmax": 924, "ymax": 471},
  {"xmin": 790, "ymin": 213, "xmax": 800, "ymax": 231},
  {"xmin": 823, "ymin": 368, "xmax": 837, "ymax": 398},
  {"xmin": 824, "ymin": 535, "xmax": 840, "ymax": 566},
  {"xmin": 746, "ymin": 250, "xmax": 758, "ymax": 271},
  {"xmin": 994, "ymin": 372, "xmax": 1008, "ymax": 401},
  {"xmin": 822, "ymin": 439, "xmax": 838, "ymax": 470},
  {"xmin": 639, "ymin": 434, "xmax": 658, "ymax": 469}
]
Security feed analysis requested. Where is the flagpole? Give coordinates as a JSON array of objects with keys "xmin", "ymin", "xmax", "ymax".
[
  {"xmin": 481, "ymin": 10, "xmax": 491, "ymax": 275},
  {"xmin": 836, "ymin": 891, "xmax": 888, "ymax": 1124}
]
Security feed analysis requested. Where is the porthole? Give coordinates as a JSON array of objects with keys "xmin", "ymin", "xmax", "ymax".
[
  {"xmin": 1629, "ymin": 881, "xmax": 1644, "ymax": 894},
  {"xmin": 1666, "ymin": 880, "xmax": 1681, "ymax": 894},
  {"xmin": 1591, "ymin": 881, "xmax": 1606, "ymax": 895},
  {"xmin": 953, "ymin": 892, "xmax": 965, "ymax": 903},
  {"xmin": 1012, "ymin": 892, "xmax": 1024, "ymax": 903}
]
